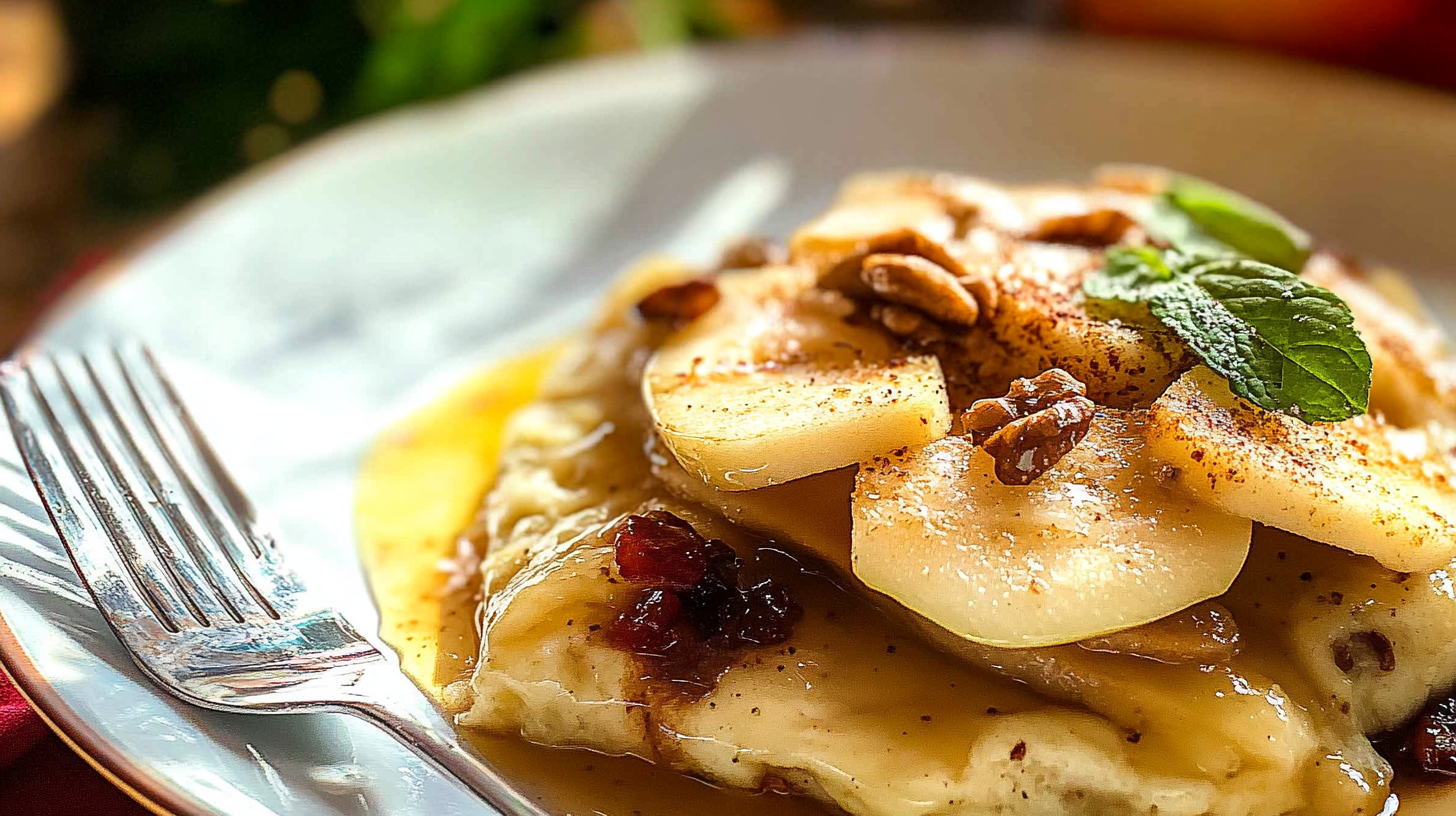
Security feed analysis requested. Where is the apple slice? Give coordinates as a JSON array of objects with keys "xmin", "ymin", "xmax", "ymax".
[
  {"xmin": 1146, "ymin": 366, "xmax": 1456, "ymax": 573},
  {"xmin": 643, "ymin": 265, "xmax": 952, "ymax": 491},
  {"xmin": 852, "ymin": 410, "xmax": 1253, "ymax": 647}
]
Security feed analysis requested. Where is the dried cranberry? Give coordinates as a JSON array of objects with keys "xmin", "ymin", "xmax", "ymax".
[
  {"xmin": 607, "ymin": 588, "xmax": 684, "ymax": 655},
  {"xmin": 613, "ymin": 512, "xmax": 712, "ymax": 589},
  {"xmin": 604, "ymin": 511, "xmax": 803, "ymax": 670},
  {"xmin": 1411, "ymin": 700, "xmax": 1456, "ymax": 776}
]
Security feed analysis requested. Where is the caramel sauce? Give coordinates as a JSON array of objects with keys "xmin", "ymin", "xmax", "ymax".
[
  {"xmin": 356, "ymin": 348, "xmax": 833, "ymax": 815},
  {"xmin": 356, "ymin": 349, "xmax": 1456, "ymax": 815}
]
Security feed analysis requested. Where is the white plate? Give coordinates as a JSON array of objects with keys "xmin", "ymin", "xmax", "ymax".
[{"xmin": 4, "ymin": 30, "xmax": 1456, "ymax": 816}]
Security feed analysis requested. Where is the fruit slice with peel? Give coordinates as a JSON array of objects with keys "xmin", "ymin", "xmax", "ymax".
[
  {"xmin": 790, "ymin": 173, "xmax": 1195, "ymax": 408},
  {"xmin": 852, "ymin": 410, "xmax": 1253, "ymax": 647},
  {"xmin": 643, "ymin": 265, "xmax": 952, "ymax": 491},
  {"xmin": 1146, "ymin": 366, "xmax": 1456, "ymax": 573},
  {"xmin": 652, "ymin": 439, "xmax": 855, "ymax": 567},
  {"xmin": 1303, "ymin": 252, "xmax": 1456, "ymax": 427}
]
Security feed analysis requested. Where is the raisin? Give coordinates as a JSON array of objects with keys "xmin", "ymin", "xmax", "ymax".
[
  {"xmin": 679, "ymin": 541, "xmax": 740, "ymax": 639},
  {"xmin": 1409, "ymin": 698, "xmax": 1456, "ymax": 776},
  {"xmin": 1376, "ymin": 694, "xmax": 1456, "ymax": 778},
  {"xmin": 613, "ymin": 511, "xmax": 712, "ymax": 589},
  {"xmin": 607, "ymin": 588, "xmax": 684, "ymax": 655},
  {"xmin": 730, "ymin": 580, "xmax": 802, "ymax": 647},
  {"xmin": 604, "ymin": 510, "xmax": 802, "ymax": 672}
]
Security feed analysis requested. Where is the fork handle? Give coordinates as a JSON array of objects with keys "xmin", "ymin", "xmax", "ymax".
[{"xmin": 347, "ymin": 698, "xmax": 547, "ymax": 816}]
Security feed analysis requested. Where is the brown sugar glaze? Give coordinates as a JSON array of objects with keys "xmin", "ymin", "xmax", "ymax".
[
  {"xmin": 356, "ymin": 349, "xmax": 834, "ymax": 815},
  {"xmin": 356, "ymin": 349, "xmax": 1456, "ymax": 815}
]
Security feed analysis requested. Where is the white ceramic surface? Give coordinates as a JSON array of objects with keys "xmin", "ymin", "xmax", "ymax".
[{"xmin": 4, "ymin": 30, "xmax": 1456, "ymax": 816}]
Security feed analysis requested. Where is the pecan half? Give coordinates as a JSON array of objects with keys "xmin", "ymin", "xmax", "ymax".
[
  {"xmin": 869, "ymin": 303, "xmax": 941, "ymax": 341},
  {"xmin": 961, "ymin": 368, "xmax": 1096, "ymax": 485},
  {"xmin": 861, "ymin": 253, "xmax": 980, "ymax": 328},
  {"xmin": 636, "ymin": 278, "xmax": 720, "ymax": 327},
  {"xmin": 816, "ymin": 227, "xmax": 998, "ymax": 320},
  {"xmin": 717, "ymin": 236, "xmax": 786, "ymax": 271},
  {"xmin": 1026, "ymin": 209, "xmax": 1138, "ymax": 247}
]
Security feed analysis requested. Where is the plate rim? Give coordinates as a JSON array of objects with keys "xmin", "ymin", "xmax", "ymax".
[
  {"xmin": 0, "ymin": 653, "xmax": 181, "ymax": 815},
  {"xmin": 26, "ymin": 26, "xmax": 1456, "ymax": 342},
  {"xmin": 6, "ymin": 27, "xmax": 1456, "ymax": 816}
]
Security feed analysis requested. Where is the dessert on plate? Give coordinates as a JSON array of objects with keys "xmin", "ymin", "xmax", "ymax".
[{"xmin": 395, "ymin": 168, "xmax": 1456, "ymax": 815}]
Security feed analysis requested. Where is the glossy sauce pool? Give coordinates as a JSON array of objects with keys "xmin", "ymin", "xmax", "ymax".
[
  {"xmin": 355, "ymin": 350, "xmax": 1456, "ymax": 816},
  {"xmin": 356, "ymin": 349, "xmax": 834, "ymax": 815}
]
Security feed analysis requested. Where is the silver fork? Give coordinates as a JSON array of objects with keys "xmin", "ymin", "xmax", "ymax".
[{"xmin": 0, "ymin": 344, "xmax": 544, "ymax": 816}]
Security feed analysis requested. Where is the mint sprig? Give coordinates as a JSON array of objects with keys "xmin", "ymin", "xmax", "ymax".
[
  {"xmin": 1146, "ymin": 175, "xmax": 1313, "ymax": 272},
  {"xmin": 1089, "ymin": 248, "xmax": 1371, "ymax": 423},
  {"xmin": 1086, "ymin": 174, "xmax": 1367, "ymax": 422}
]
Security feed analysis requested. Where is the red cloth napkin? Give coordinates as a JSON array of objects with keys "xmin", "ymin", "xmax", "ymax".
[
  {"xmin": 0, "ymin": 672, "xmax": 149, "ymax": 815},
  {"xmin": 0, "ymin": 675, "xmax": 48, "ymax": 767}
]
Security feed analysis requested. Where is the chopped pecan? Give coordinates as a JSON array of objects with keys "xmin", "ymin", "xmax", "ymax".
[
  {"xmin": 817, "ymin": 227, "xmax": 998, "ymax": 320},
  {"xmin": 961, "ymin": 368, "xmax": 1096, "ymax": 485},
  {"xmin": 961, "ymin": 368, "xmax": 1088, "ymax": 443},
  {"xmin": 636, "ymin": 278, "xmax": 720, "ymax": 327},
  {"xmin": 1027, "ymin": 209, "xmax": 1138, "ymax": 247},
  {"xmin": 869, "ymin": 303, "xmax": 938, "ymax": 340},
  {"xmin": 860, "ymin": 253, "xmax": 980, "ymax": 328},
  {"xmin": 717, "ymin": 236, "xmax": 786, "ymax": 271}
]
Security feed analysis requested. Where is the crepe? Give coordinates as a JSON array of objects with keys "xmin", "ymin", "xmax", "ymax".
[{"xmin": 449, "ymin": 174, "xmax": 1456, "ymax": 816}]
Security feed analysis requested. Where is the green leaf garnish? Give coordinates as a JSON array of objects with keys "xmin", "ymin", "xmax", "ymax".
[
  {"xmin": 1086, "ymin": 251, "xmax": 1371, "ymax": 423},
  {"xmin": 1146, "ymin": 175, "xmax": 1312, "ymax": 272},
  {"xmin": 1181, "ymin": 260, "xmax": 1371, "ymax": 421},
  {"xmin": 1085, "ymin": 246, "xmax": 1174, "ymax": 300}
]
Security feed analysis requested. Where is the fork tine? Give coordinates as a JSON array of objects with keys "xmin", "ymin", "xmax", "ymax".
[
  {"xmin": 51, "ymin": 356, "xmax": 239, "ymax": 628},
  {"xmin": 78, "ymin": 354, "xmax": 250, "ymax": 625},
  {"xmin": 108, "ymin": 346, "xmax": 283, "ymax": 620},
  {"xmin": 0, "ymin": 358, "xmax": 189, "ymax": 634},
  {"xmin": 134, "ymin": 345, "xmax": 272, "ymax": 559}
]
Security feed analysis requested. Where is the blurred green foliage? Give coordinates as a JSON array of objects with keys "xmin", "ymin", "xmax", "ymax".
[
  {"xmin": 60, "ymin": 0, "xmax": 748, "ymax": 212},
  {"xmin": 354, "ymin": 0, "xmax": 738, "ymax": 113}
]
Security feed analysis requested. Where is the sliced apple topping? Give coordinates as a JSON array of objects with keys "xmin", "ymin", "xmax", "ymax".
[
  {"xmin": 790, "ymin": 173, "xmax": 1193, "ymax": 408},
  {"xmin": 1145, "ymin": 366, "xmax": 1456, "ymax": 573},
  {"xmin": 1075, "ymin": 600, "xmax": 1240, "ymax": 665},
  {"xmin": 643, "ymin": 265, "xmax": 952, "ymax": 491},
  {"xmin": 651, "ymin": 439, "xmax": 855, "ymax": 570},
  {"xmin": 852, "ymin": 408, "xmax": 1253, "ymax": 648},
  {"xmin": 1304, "ymin": 251, "xmax": 1456, "ymax": 428}
]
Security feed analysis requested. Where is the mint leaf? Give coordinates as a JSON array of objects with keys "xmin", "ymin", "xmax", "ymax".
[
  {"xmin": 1144, "ymin": 196, "xmax": 1239, "ymax": 260},
  {"xmin": 1083, "ymin": 172, "xmax": 1367, "ymax": 421},
  {"xmin": 1084, "ymin": 246, "xmax": 1175, "ymax": 303},
  {"xmin": 1083, "ymin": 252, "xmax": 1371, "ymax": 422},
  {"xmin": 1082, "ymin": 246, "xmax": 1178, "ymax": 328},
  {"xmin": 1186, "ymin": 259, "xmax": 1370, "ymax": 421},
  {"xmin": 1146, "ymin": 175, "xmax": 1312, "ymax": 272}
]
